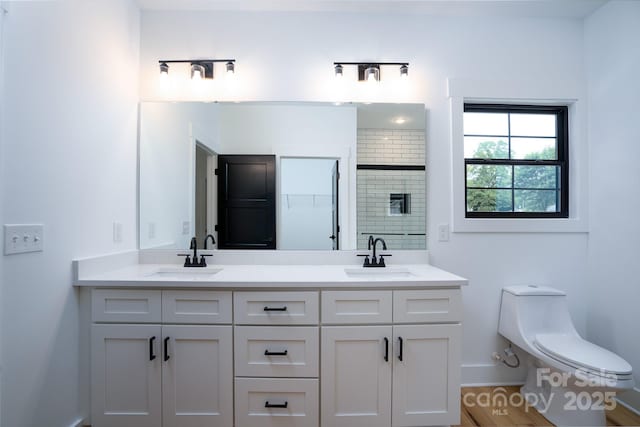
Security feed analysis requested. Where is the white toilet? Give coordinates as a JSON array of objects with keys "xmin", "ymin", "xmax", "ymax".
[{"xmin": 498, "ymin": 285, "xmax": 634, "ymax": 426}]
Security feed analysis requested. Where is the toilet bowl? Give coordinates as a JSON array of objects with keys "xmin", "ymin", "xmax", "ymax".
[{"xmin": 498, "ymin": 285, "xmax": 634, "ymax": 426}]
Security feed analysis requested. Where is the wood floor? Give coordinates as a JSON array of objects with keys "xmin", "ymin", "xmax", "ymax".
[{"xmin": 456, "ymin": 386, "xmax": 640, "ymax": 427}]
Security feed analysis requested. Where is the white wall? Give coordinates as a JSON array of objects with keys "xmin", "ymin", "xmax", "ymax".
[
  {"xmin": 585, "ymin": 0, "xmax": 640, "ymax": 407},
  {"xmin": 0, "ymin": 1, "xmax": 140, "ymax": 426},
  {"xmin": 140, "ymin": 10, "xmax": 589, "ymax": 384},
  {"xmin": 0, "ymin": 3, "xmax": 6, "ymax": 423},
  {"xmin": 139, "ymin": 102, "xmax": 219, "ymax": 249}
]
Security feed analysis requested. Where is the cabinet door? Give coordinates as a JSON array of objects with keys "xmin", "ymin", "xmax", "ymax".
[
  {"xmin": 321, "ymin": 326, "xmax": 392, "ymax": 427},
  {"xmin": 91, "ymin": 324, "xmax": 162, "ymax": 427},
  {"xmin": 162, "ymin": 325, "xmax": 233, "ymax": 427},
  {"xmin": 392, "ymin": 324, "xmax": 461, "ymax": 427}
]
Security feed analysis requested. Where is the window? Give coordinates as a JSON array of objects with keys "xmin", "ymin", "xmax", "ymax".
[{"xmin": 463, "ymin": 104, "xmax": 568, "ymax": 218}]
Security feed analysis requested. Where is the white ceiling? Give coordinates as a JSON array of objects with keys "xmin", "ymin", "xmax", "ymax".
[{"xmin": 136, "ymin": 0, "xmax": 607, "ymax": 18}]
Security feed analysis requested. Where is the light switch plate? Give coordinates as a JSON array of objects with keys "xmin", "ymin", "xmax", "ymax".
[
  {"xmin": 437, "ymin": 223, "xmax": 450, "ymax": 242},
  {"xmin": 182, "ymin": 221, "xmax": 190, "ymax": 235},
  {"xmin": 4, "ymin": 224, "xmax": 44, "ymax": 255},
  {"xmin": 112, "ymin": 222, "xmax": 123, "ymax": 243}
]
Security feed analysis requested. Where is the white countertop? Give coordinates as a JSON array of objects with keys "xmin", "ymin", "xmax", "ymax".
[{"xmin": 74, "ymin": 262, "xmax": 467, "ymax": 289}]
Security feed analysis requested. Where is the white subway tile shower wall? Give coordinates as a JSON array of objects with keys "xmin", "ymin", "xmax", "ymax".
[
  {"xmin": 357, "ymin": 128, "xmax": 426, "ymax": 250},
  {"xmin": 357, "ymin": 129, "xmax": 425, "ymax": 165}
]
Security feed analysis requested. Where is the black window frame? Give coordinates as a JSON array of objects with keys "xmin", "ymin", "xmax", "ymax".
[{"xmin": 464, "ymin": 103, "xmax": 569, "ymax": 219}]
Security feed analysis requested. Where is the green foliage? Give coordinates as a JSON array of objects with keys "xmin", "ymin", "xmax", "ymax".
[{"xmin": 466, "ymin": 142, "xmax": 558, "ymax": 213}]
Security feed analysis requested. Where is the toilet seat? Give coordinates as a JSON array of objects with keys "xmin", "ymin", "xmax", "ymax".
[{"xmin": 535, "ymin": 333, "xmax": 632, "ymax": 376}]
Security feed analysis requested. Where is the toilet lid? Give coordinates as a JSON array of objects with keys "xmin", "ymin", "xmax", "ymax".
[{"xmin": 535, "ymin": 333, "xmax": 632, "ymax": 375}]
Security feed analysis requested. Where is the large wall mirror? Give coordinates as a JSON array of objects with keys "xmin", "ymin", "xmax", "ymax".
[{"xmin": 139, "ymin": 101, "xmax": 426, "ymax": 251}]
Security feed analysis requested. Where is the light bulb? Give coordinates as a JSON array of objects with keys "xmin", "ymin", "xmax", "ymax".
[
  {"xmin": 366, "ymin": 66, "xmax": 379, "ymax": 82},
  {"xmin": 400, "ymin": 64, "xmax": 408, "ymax": 78},
  {"xmin": 191, "ymin": 63, "xmax": 205, "ymax": 81},
  {"xmin": 226, "ymin": 61, "xmax": 235, "ymax": 76},
  {"xmin": 334, "ymin": 64, "xmax": 343, "ymax": 79}
]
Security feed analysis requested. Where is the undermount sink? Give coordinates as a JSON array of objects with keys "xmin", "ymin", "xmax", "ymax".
[
  {"xmin": 147, "ymin": 267, "xmax": 223, "ymax": 280},
  {"xmin": 344, "ymin": 267, "xmax": 416, "ymax": 279}
]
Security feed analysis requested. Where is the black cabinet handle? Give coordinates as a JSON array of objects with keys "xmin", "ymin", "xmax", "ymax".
[
  {"xmin": 264, "ymin": 349, "xmax": 288, "ymax": 356},
  {"xmin": 264, "ymin": 306, "xmax": 287, "ymax": 312},
  {"xmin": 398, "ymin": 336, "xmax": 404, "ymax": 361},
  {"xmin": 164, "ymin": 337, "xmax": 170, "ymax": 361},
  {"xmin": 265, "ymin": 401, "xmax": 288, "ymax": 408},
  {"xmin": 383, "ymin": 337, "xmax": 389, "ymax": 362},
  {"xmin": 149, "ymin": 336, "xmax": 156, "ymax": 361}
]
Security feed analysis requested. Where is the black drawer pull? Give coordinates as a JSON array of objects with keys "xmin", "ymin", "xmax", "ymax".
[
  {"xmin": 383, "ymin": 337, "xmax": 389, "ymax": 362},
  {"xmin": 149, "ymin": 336, "xmax": 156, "ymax": 361},
  {"xmin": 265, "ymin": 401, "xmax": 288, "ymax": 408},
  {"xmin": 264, "ymin": 306, "xmax": 287, "ymax": 312},
  {"xmin": 398, "ymin": 336, "xmax": 404, "ymax": 361},
  {"xmin": 264, "ymin": 349, "xmax": 288, "ymax": 356},
  {"xmin": 164, "ymin": 337, "xmax": 170, "ymax": 361}
]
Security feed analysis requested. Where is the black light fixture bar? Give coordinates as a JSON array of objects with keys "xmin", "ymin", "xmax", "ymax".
[
  {"xmin": 159, "ymin": 59, "xmax": 236, "ymax": 64},
  {"xmin": 333, "ymin": 62, "xmax": 409, "ymax": 66},
  {"xmin": 158, "ymin": 59, "xmax": 236, "ymax": 79},
  {"xmin": 333, "ymin": 61, "xmax": 409, "ymax": 81}
]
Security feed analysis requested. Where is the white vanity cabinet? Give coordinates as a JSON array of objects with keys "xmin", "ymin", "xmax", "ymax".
[
  {"xmin": 88, "ymin": 286, "xmax": 461, "ymax": 427},
  {"xmin": 321, "ymin": 290, "xmax": 461, "ymax": 427},
  {"xmin": 90, "ymin": 290, "xmax": 233, "ymax": 427}
]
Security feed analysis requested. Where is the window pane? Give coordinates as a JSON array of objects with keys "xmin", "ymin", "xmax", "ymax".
[
  {"xmin": 467, "ymin": 164, "xmax": 512, "ymax": 188},
  {"xmin": 464, "ymin": 137, "xmax": 509, "ymax": 159},
  {"xmin": 510, "ymin": 113, "xmax": 556, "ymax": 137},
  {"xmin": 514, "ymin": 166, "xmax": 558, "ymax": 189},
  {"xmin": 511, "ymin": 137, "xmax": 557, "ymax": 160},
  {"xmin": 467, "ymin": 189, "xmax": 512, "ymax": 212},
  {"xmin": 463, "ymin": 112, "xmax": 508, "ymax": 136},
  {"xmin": 514, "ymin": 190, "xmax": 559, "ymax": 212}
]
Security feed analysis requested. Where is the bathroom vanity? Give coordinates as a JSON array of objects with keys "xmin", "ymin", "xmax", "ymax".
[{"xmin": 75, "ymin": 253, "xmax": 466, "ymax": 427}]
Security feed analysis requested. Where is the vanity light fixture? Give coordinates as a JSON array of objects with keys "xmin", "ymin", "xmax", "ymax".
[
  {"xmin": 334, "ymin": 63, "xmax": 343, "ymax": 78},
  {"xmin": 365, "ymin": 65, "xmax": 380, "ymax": 82},
  {"xmin": 191, "ymin": 63, "xmax": 206, "ymax": 80},
  {"xmin": 226, "ymin": 61, "xmax": 235, "ymax": 75},
  {"xmin": 157, "ymin": 59, "xmax": 237, "ymax": 80},
  {"xmin": 400, "ymin": 64, "xmax": 409, "ymax": 78},
  {"xmin": 333, "ymin": 62, "xmax": 409, "ymax": 81},
  {"xmin": 159, "ymin": 62, "xmax": 169, "ymax": 77}
]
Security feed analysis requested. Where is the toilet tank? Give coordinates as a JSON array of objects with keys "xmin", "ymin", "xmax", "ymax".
[{"xmin": 498, "ymin": 285, "xmax": 577, "ymax": 350}]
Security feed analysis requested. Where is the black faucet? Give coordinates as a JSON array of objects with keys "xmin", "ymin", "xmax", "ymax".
[
  {"xmin": 372, "ymin": 237, "xmax": 387, "ymax": 263},
  {"xmin": 204, "ymin": 234, "xmax": 216, "ymax": 249},
  {"xmin": 178, "ymin": 237, "xmax": 212, "ymax": 267},
  {"xmin": 190, "ymin": 237, "xmax": 198, "ymax": 260},
  {"xmin": 358, "ymin": 235, "xmax": 391, "ymax": 267}
]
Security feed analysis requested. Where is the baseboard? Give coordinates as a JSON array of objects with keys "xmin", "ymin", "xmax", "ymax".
[
  {"xmin": 617, "ymin": 387, "xmax": 640, "ymax": 415},
  {"xmin": 461, "ymin": 363, "xmax": 527, "ymax": 387}
]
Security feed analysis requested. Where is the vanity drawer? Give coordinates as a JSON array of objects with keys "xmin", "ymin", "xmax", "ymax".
[
  {"xmin": 322, "ymin": 291, "xmax": 392, "ymax": 324},
  {"xmin": 92, "ymin": 289, "xmax": 161, "ymax": 323},
  {"xmin": 235, "ymin": 326, "xmax": 319, "ymax": 378},
  {"xmin": 234, "ymin": 291, "xmax": 319, "ymax": 325},
  {"xmin": 235, "ymin": 378, "xmax": 319, "ymax": 427},
  {"xmin": 393, "ymin": 289, "xmax": 462, "ymax": 323},
  {"xmin": 162, "ymin": 290, "xmax": 232, "ymax": 324}
]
